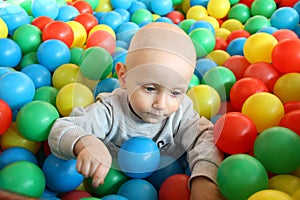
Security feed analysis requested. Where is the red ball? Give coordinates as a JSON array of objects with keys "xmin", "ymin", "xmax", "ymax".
[
  {"xmin": 279, "ymin": 109, "xmax": 300, "ymax": 136},
  {"xmin": 42, "ymin": 21, "xmax": 74, "ymax": 47},
  {"xmin": 239, "ymin": 0, "xmax": 255, "ymax": 7},
  {"xmin": 223, "ymin": 55, "xmax": 250, "ymax": 80},
  {"xmin": 159, "ymin": 174, "xmax": 190, "ymax": 200},
  {"xmin": 213, "ymin": 112, "xmax": 257, "ymax": 154},
  {"xmin": 284, "ymin": 101, "xmax": 300, "ymax": 113},
  {"xmin": 272, "ymin": 29, "xmax": 299, "ymax": 42},
  {"xmin": 230, "ymin": 77, "xmax": 268, "ymax": 111},
  {"xmin": 243, "ymin": 62, "xmax": 281, "ymax": 91},
  {"xmin": 0, "ymin": 99, "xmax": 12, "ymax": 135},
  {"xmin": 279, "ymin": 0, "xmax": 298, "ymax": 7},
  {"xmin": 86, "ymin": 30, "xmax": 116, "ymax": 54},
  {"xmin": 72, "ymin": 0, "xmax": 93, "ymax": 14},
  {"xmin": 166, "ymin": 11, "xmax": 185, "ymax": 24},
  {"xmin": 31, "ymin": 16, "xmax": 54, "ymax": 31},
  {"xmin": 214, "ymin": 37, "xmax": 228, "ymax": 51},
  {"xmin": 74, "ymin": 13, "xmax": 98, "ymax": 34},
  {"xmin": 272, "ymin": 39, "xmax": 300, "ymax": 73},
  {"xmin": 60, "ymin": 190, "xmax": 92, "ymax": 200},
  {"xmin": 226, "ymin": 30, "xmax": 250, "ymax": 44}
]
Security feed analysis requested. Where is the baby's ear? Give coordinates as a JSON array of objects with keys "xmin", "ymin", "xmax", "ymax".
[{"xmin": 115, "ymin": 62, "xmax": 127, "ymax": 89}]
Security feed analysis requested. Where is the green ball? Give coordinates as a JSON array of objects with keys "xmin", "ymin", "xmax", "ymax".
[
  {"xmin": 80, "ymin": 47, "xmax": 113, "ymax": 80},
  {"xmin": 12, "ymin": 24, "xmax": 42, "ymax": 54},
  {"xmin": 188, "ymin": 74, "xmax": 200, "ymax": 89},
  {"xmin": 251, "ymin": 0, "xmax": 277, "ymax": 18},
  {"xmin": 228, "ymin": 3, "xmax": 251, "ymax": 24},
  {"xmin": 131, "ymin": 9, "xmax": 153, "ymax": 25},
  {"xmin": 254, "ymin": 126, "xmax": 300, "ymax": 174},
  {"xmin": 244, "ymin": 15, "xmax": 271, "ymax": 34},
  {"xmin": 0, "ymin": 161, "xmax": 46, "ymax": 198},
  {"xmin": 202, "ymin": 66, "xmax": 236, "ymax": 101},
  {"xmin": 19, "ymin": 52, "xmax": 39, "ymax": 69},
  {"xmin": 84, "ymin": 0, "xmax": 99, "ymax": 10},
  {"xmin": 33, "ymin": 86, "xmax": 58, "ymax": 107},
  {"xmin": 189, "ymin": 28, "xmax": 216, "ymax": 58},
  {"xmin": 178, "ymin": 19, "xmax": 196, "ymax": 33},
  {"xmin": 16, "ymin": 100, "xmax": 60, "ymax": 142},
  {"xmin": 217, "ymin": 154, "xmax": 268, "ymax": 200},
  {"xmin": 70, "ymin": 47, "xmax": 84, "ymax": 66}
]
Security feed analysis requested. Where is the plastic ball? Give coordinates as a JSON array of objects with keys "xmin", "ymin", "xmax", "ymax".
[
  {"xmin": 56, "ymin": 5, "xmax": 79, "ymax": 22},
  {"xmin": 273, "ymin": 73, "xmax": 300, "ymax": 103},
  {"xmin": 118, "ymin": 137, "xmax": 160, "ymax": 178},
  {"xmin": 254, "ymin": 126, "xmax": 300, "ymax": 174},
  {"xmin": 95, "ymin": 0, "xmax": 113, "ymax": 12},
  {"xmin": 242, "ymin": 92, "xmax": 284, "ymax": 132},
  {"xmin": 178, "ymin": 19, "xmax": 196, "ymax": 33},
  {"xmin": 270, "ymin": 7, "xmax": 299, "ymax": 30},
  {"xmin": 93, "ymin": 77, "xmax": 120, "ymax": 98},
  {"xmin": 207, "ymin": 0, "xmax": 231, "ymax": 19},
  {"xmin": 188, "ymin": 74, "xmax": 201, "ymax": 89},
  {"xmin": 110, "ymin": 0, "xmax": 133, "ymax": 9},
  {"xmin": 268, "ymin": 174, "xmax": 300, "ymax": 195},
  {"xmin": 37, "ymin": 39, "xmax": 71, "ymax": 72},
  {"xmin": 31, "ymin": 0, "xmax": 59, "ymax": 19},
  {"xmin": 217, "ymin": 154, "xmax": 268, "ymax": 200},
  {"xmin": 52, "ymin": 63, "xmax": 80, "ymax": 90},
  {"xmin": 0, "ymin": 4, "xmax": 30, "ymax": 35},
  {"xmin": 56, "ymin": 82, "xmax": 94, "ymax": 116},
  {"xmin": 18, "ymin": 52, "xmax": 38, "ymax": 69},
  {"xmin": 279, "ymin": 109, "xmax": 300, "ymax": 136},
  {"xmin": 89, "ymin": 24, "xmax": 116, "ymax": 39},
  {"xmin": 159, "ymin": 174, "xmax": 190, "ymax": 200},
  {"xmin": 0, "ymin": 147, "xmax": 38, "ymax": 170},
  {"xmin": 223, "ymin": 55, "xmax": 250, "ymax": 80},
  {"xmin": 72, "ymin": 0, "xmax": 93, "ymax": 14},
  {"xmin": 292, "ymin": 188, "xmax": 300, "ymax": 200},
  {"xmin": 117, "ymin": 179, "xmax": 158, "ymax": 200},
  {"xmin": 257, "ymin": 26, "xmax": 278, "ymax": 34},
  {"xmin": 150, "ymin": 0, "xmax": 173, "ymax": 16},
  {"xmin": 66, "ymin": 20, "xmax": 87, "ymax": 48},
  {"xmin": 60, "ymin": 190, "xmax": 92, "ymax": 200},
  {"xmin": 189, "ymin": 28, "xmax": 216, "ymax": 58},
  {"xmin": 0, "ymin": 18, "xmax": 8, "ymax": 38},
  {"xmin": 226, "ymin": 37, "xmax": 247, "ymax": 56},
  {"xmin": 248, "ymin": 189, "xmax": 294, "ymax": 200},
  {"xmin": 186, "ymin": 5, "xmax": 208, "ymax": 21},
  {"xmin": 230, "ymin": 77, "xmax": 268, "ymax": 111},
  {"xmin": 86, "ymin": 30, "xmax": 116, "ymax": 54},
  {"xmin": 213, "ymin": 112, "xmax": 257, "ymax": 154},
  {"xmin": 0, "ymin": 38, "xmax": 22, "ymax": 68},
  {"xmin": 74, "ymin": 13, "xmax": 99, "ymax": 34},
  {"xmin": 251, "ymin": 0, "xmax": 277, "ymax": 18},
  {"xmin": 33, "ymin": 86, "xmax": 58, "ymax": 107},
  {"xmin": 202, "ymin": 66, "xmax": 236, "ymax": 101},
  {"xmin": 70, "ymin": 47, "xmax": 84, "ymax": 65},
  {"xmin": 131, "ymin": 8, "xmax": 152, "ymax": 25},
  {"xmin": 0, "ymin": 161, "xmax": 46, "ymax": 198},
  {"xmin": 31, "ymin": 16, "xmax": 54, "ymax": 32},
  {"xmin": 116, "ymin": 22, "xmax": 140, "ymax": 45},
  {"xmin": 42, "ymin": 154, "xmax": 84, "ymax": 193},
  {"xmin": 244, "ymin": 15, "xmax": 271, "ymax": 34},
  {"xmin": 243, "ymin": 32, "xmax": 278, "ymax": 64},
  {"xmin": 243, "ymin": 62, "xmax": 281, "ymax": 92},
  {"xmin": 214, "ymin": 37, "xmax": 227, "ymax": 51},
  {"xmin": 100, "ymin": 11, "xmax": 123, "ymax": 32},
  {"xmin": 0, "ymin": 99, "xmax": 12, "ymax": 135},
  {"xmin": 147, "ymin": 155, "xmax": 184, "ymax": 190},
  {"xmin": 226, "ymin": 30, "xmax": 250, "ymax": 44},
  {"xmin": 0, "ymin": 71, "xmax": 35, "ymax": 110},
  {"xmin": 79, "ymin": 47, "xmax": 113, "ymax": 80},
  {"xmin": 0, "ymin": 123, "xmax": 41, "ymax": 154},
  {"xmin": 166, "ymin": 10, "xmax": 185, "ymax": 24},
  {"xmin": 102, "ymin": 195, "xmax": 129, "ymax": 200},
  {"xmin": 221, "ymin": 19, "xmax": 244, "ymax": 32},
  {"xmin": 272, "ymin": 39, "xmax": 300, "ymax": 73},
  {"xmin": 12, "ymin": 24, "xmax": 42, "ymax": 54},
  {"xmin": 272, "ymin": 29, "xmax": 299, "ymax": 42},
  {"xmin": 187, "ymin": 85, "xmax": 221, "ymax": 119},
  {"xmin": 21, "ymin": 64, "xmax": 51, "ymax": 89},
  {"xmin": 206, "ymin": 50, "xmax": 230, "ymax": 66},
  {"xmin": 228, "ymin": 3, "xmax": 251, "ymax": 24}
]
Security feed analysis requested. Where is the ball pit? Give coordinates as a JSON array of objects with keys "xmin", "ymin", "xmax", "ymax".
[{"xmin": 0, "ymin": 0, "xmax": 300, "ymax": 199}]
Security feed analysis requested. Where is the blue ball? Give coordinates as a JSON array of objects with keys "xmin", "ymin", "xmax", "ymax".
[
  {"xmin": 155, "ymin": 17, "xmax": 174, "ymax": 24},
  {"xmin": 194, "ymin": 58, "xmax": 217, "ymax": 81},
  {"xmin": 257, "ymin": 26, "xmax": 278, "ymax": 34},
  {"xmin": 146, "ymin": 155, "xmax": 184, "ymax": 190},
  {"xmin": 102, "ymin": 194, "xmax": 129, "ymax": 200},
  {"xmin": 116, "ymin": 40, "xmax": 129, "ymax": 50},
  {"xmin": 110, "ymin": 0, "xmax": 133, "ymax": 9},
  {"xmin": 21, "ymin": 64, "xmax": 52, "ymax": 89},
  {"xmin": 0, "ymin": 38, "xmax": 22, "ymax": 68},
  {"xmin": 150, "ymin": 0, "xmax": 173, "ymax": 15},
  {"xmin": 0, "ymin": 147, "xmax": 38, "ymax": 170},
  {"xmin": 0, "ymin": 71, "xmax": 35, "ymax": 110},
  {"xmin": 93, "ymin": 77, "xmax": 120, "ymax": 98},
  {"xmin": 190, "ymin": 0, "xmax": 209, "ymax": 7},
  {"xmin": 270, "ymin": 7, "xmax": 299, "ymax": 30},
  {"xmin": 188, "ymin": 20, "xmax": 215, "ymax": 35},
  {"xmin": 116, "ymin": 22, "xmax": 140, "ymax": 45},
  {"xmin": 226, "ymin": 37, "xmax": 247, "ymax": 56},
  {"xmin": 42, "ymin": 154, "xmax": 84, "ymax": 193},
  {"xmin": 128, "ymin": 1, "xmax": 147, "ymax": 14},
  {"xmin": 31, "ymin": 0, "xmax": 59, "ymax": 19},
  {"xmin": 114, "ymin": 8, "xmax": 131, "ymax": 23},
  {"xmin": 118, "ymin": 137, "xmax": 160, "ymax": 178},
  {"xmin": 112, "ymin": 49, "xmax": 128, "ymax": 72},
  {"xmin": 117, "ymin": 179, "xmax": 158, "ymax": 200},
  {"xmin": 37, "ymin": 39, "xmax": 71, "ymax": 72},
  {"xmin": 56, "ymin": 5, "xmax": 79, "ymax": 22},
  {"xmin": 0, "ymin": 5, "xmax": 30, "ymax": 35},
  {"xmin": 100, "ymin": 11, "xmax": 123, "ymax": 31},
  {"xmin": 0, "ymin": 67, "xmax": 13, "ymax": 76}
]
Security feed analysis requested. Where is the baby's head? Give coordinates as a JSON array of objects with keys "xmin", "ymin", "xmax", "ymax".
[{"xmin": 116, "ymin": 22, "xmax": 197, "ymax": 123}]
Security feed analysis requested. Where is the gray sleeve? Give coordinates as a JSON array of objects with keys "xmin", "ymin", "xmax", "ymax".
[
  {"xmin": 48, "ymin": 101, "xmax": 113, "ymax": 160},
  {"xmin": 174, "ymin": 98, "xmax": 223, "ymax": 185}
]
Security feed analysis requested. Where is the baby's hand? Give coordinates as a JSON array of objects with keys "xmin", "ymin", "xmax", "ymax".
[
  {"xmin": 190, "ymin": 176, "xmax": 226, "ymax": 200},
  {"xmin": 74, "ymin": 135, "xmax": 112, "ymax": 188}
]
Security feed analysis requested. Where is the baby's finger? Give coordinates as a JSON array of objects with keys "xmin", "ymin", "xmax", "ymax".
[{"xmin": 92, "ymin": 164, "xmax": 110, "ymax": 188}]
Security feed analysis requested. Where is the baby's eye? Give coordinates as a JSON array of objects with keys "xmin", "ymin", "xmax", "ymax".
[
  {"xmin": 144, "ymin": 86, "xmax": 156, "ymax": 92},
  {"xmin": 170, "ymin": 90, "xmax": 182, "ymax": 96}
]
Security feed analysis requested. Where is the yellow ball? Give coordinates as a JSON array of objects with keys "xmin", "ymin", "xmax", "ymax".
[
  {"xmin": 186, "ymin": 5, "xmax": 208, "ymax": 20},
  {"xmin": 180, "ymin": 0, "xmax": 191, "ymax": 14},
  {"xmin": 199, "ymin": 16, "xmax": 220, "ymax": 29},
  {"xmin": 89, "ymin": 24, "xmax": 116, "ymax": 39},
  {"xmin": 242, "ymin": 92, "xmax": 284, "ymax": 133},
  {"xmin": 95, "ymin": 0, "xmax": 112, "ymax": 12},
  {"xmin": 221, "ymin": 19, "xmax": 244, "ymax": 32},
  {"xmin": 0, "ymin": 18, "xmax": 8, "ymax": 38},
  {"xmin": 243, "ymin": 32, "xmax": 278, "ymax": 64},
  {"xmin": 52, "ymin": 63, "xmax": 80, "ymax": 90},
  {"xmin": 56, "ymin": 83, "xmax": 94, "ymax": 116},
  {"xmin": 215, "ymin": 28, "xmax": 231, "ymax": 40},
  {"xmin": 187, "ymin": 84, "xmax": 221, "ymax": 119},
  {"xmin": 66, "ymin": 21, "xmax": 87, "ymax": 48},
  {"xmin": 207, "ymin": 0, "xmax": 231, "ymax": 19},
  {"xmin": 273, "ymin": 73, "xmax": 300, "ymax": 104},
  {"xmin": 291, "ymin": 188, "xmax": 300, "ymax": 200},
  {"xmin": 268, "ymin": 174, "xmax": 300, "ymax": 195},
  {"xmin": 206, "ymin": 50, "xmax": 231, "ymax": 66},
  {"xmin": 152, "ymin": 14, "xmax": 161, "ymax": 21},
  {"xmin": 248, "ymin": 189, "xmax": 294, "ymax": 200}
]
